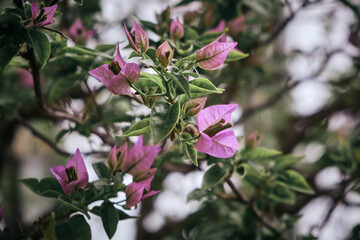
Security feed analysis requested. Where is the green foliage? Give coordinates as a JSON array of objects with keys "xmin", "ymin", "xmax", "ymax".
[
  {"xmin": 55, "ymin": 214, "xmax": 91, "ymax": 240},
  {"xmin": 122, "ymin": 118, "xmax": 151, "ymax": 137},
  {"xmin": 27, "ymin": 29, "xmax": 51, "ymax": 68},
  {"xmin": 100, "ymin": 201, "xmax": 119, "ymax": 239}
]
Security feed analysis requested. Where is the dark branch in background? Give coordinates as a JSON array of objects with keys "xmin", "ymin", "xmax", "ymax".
[
  {"xmin": 225, "ymin": 177, "xmax": 284, "ymax": 239},
  {"xmin": 254, "ymin": 0, "xmax": 323, "ymax": 48},
  {"xmin": 237, "ymin": 49, "xmax": 343, "ymax": 124},
  {"xmin": 15, "ymin": 116, "xmax": 70, "ymax": 156}
]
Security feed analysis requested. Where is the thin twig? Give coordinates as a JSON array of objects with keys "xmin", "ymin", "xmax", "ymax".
[
  {"xmin": 225, "ymin": 177, "xmax": 283, "ymax": 238},
  {"xmin": 15, "ymin": 116, "xmax": 70, "ymax": 156},
  {"xmin": 41, "ymin": 27, "xmax": 69, "ymax": 39}
]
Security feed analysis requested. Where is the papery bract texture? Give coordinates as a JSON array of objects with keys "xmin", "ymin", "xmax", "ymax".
[
  {"xmin": 195, "ymin": 34, "xmax": 237, "ymax": 70},
  {"xmin": 125, "ymin": 176, "xmax": 160, "ymax": 208},
  {"xmin": 156, "ymin": 41, "xmax": 174, "ymax": 68},
  {"xmin": 50, "ymin": 149, "xmax": 88, "ymax": 195},
  {"xmin": 195, "ymin": 104, "xmax": 238, "ymax": 158},
  {"xmin": 124, "ymin": 21, "xmax": 149, "ymax": 54},
  {"xmin": 26, "ymin": 3, "xmax": 57, "ymax": 28},
  {"xmin": 89, "ymin": 43, "xmax": 140, "ymax": 95},
  {"xmin": 170, "ymin": 17, "xmax": 184, "ymax": 41}
]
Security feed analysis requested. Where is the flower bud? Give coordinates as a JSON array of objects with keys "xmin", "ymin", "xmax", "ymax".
[
  {"xmin": 124, "ymin": 21, "xmax": 149, "ymax": 54},
  {"xmin": 184, "ymin": 97, "xmax": 207, "ymax": 117},
  {"xmin": 170, "ymin": 17, "xmax": 184, "ymax": 41},
  {"xmin": 156, "ymin": 41, "xmax": 174, "ymax": 68}
]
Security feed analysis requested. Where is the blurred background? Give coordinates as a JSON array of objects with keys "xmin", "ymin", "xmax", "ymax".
[{"xmin": 1, "ymin": 0, "xmax": 360, "ymax": 239}]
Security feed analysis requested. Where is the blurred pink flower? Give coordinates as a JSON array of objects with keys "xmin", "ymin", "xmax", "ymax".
[
  {"xmin": 208, "ymin": 20, "xmax": 227, "ymax": 42},
  {"xmin": 194, "ymin": 104, "xmax": 238, "ymax": 158},
  {"xmin": 195, "ymin": 34, "xmax": 237, "ymax": 70},
  {"xmin": 89, "ymin": 43, "xmax": 140, "ymax": 95},
  {"xmin": 17, "ymin": 68, "xmax": 33, "ymax": 88},
  {"xmin": 124, "ymin": 21, "xmax": 149, "ymax": 54},
  {"xmin": 107, "ymin": 144, "xmax": 128, "ymax": 173},
  {"xmin": 50, "ymin": 149, "xmax": 88, "ymax": 195},
  {"xmin": 156, "ymin": 41, "xmax": 174, "ymax": 68},
  {"xmin": 125, "ymin": 176, "xmax": 159, "ymax": 208},
  {"xmin": 69, "ymin": 18, "xmax": 95, "ymax": 45},
  {"xmin": 170, "ymin": 17, "xmax": 184, "ymax": 41},
  {"xmin": 227, "ymin": 16, "xmax": 247, "ymax": 36},
  {"xmin": 26, "ymin": 3, "xmax": 57, "ymax": 28}
]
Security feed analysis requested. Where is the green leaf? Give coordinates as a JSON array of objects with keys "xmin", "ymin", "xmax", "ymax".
[
  {"xmin": 197, "ymin": 31, "xmax": 225, "ymax": 45},
  {"xmin": 182, "ymin": 133, "xmax": 198, "ymax": 166},
  {"xmin": 41, "ymin": 214, "xmax": 56, "ymax": 240},
  {"xmin": 92, "ymin": 162, "xmax": 109, "ymax": 179},
  {"xmin": 189, "ymin": 78, "xmax": 224, "ymax": 97},
  {"xmin": 21, "ymin": 178, "xmax": 39, "ymax": 193},
  {"xmin": 274, "ymin": 155, "xmax": 303, "ymax": 170},
  {"xmin": 0, "ymin": 13, "xmax": 24, "ymax": 70},
  {"xmin": 184, "ymin": 27, "xmax": 199, "ymax": 40},
  {"xmin": 28, "ymin": 29, "xmax": 51, "ymax": 68},
  {"xmin": 48, "ymin": 73, "xmax": 82, "ymax": 103},
  {"xmin": 225, "ymin": 50, "xmax": 249, "ymax": 62},
  {"xmin": 58, "ymin": 195, "xmax": 84, "ymax": 212},
  {"xmin": 95, "ymin": 44, "xmax": 116, "ymax": 52},
  {"xmin": 242, "ymin": 147, "xmax": 281, "ymax": 160},
  {"xmin": 150, "ymin": 101, "xmax": 180, "ymax": 144},
  {"xmin": 266, "ymin": 181, "xmax": 295, "ymax": 205},
  {"xmin": 55, "ymin": 214, "xmax": 91, "ymax": 240},
  {"xmin": 118, "ymin": 209, "xmax": 137, "ymax": 220},
  {"xmin": 136, "ymin": 72, "xmax": 165, "ymax": 92},
  {"xmin": 101, "ymin": 201, "xmax": 119, "ymax": 239},
  {"xmin": 187, "ymin": 188, "xmax": 209, "ymax": 202},
  {"xmin": 278, "ymin": 170, "xmax": 314, "ymax": 194},
  {"xmin": 58, "ymin": 46, "xmax": 112, "ymax": 59},
  {"xmin": 122, "ymin": 118, "xmax": 151, "ymax": 137},
  {"xmin": 74, "ymin": 0, "xmax": 84, "ymax": 5},
  {"xmin": 145, "ymin": 48, "xmax": 158, "ymax": 63},
  {"xmin": 202, "ymin": 165, "xmax": 227, "ymax": 189},
  {"xmin": 171, "ymin": 73, "xmax": 191, "ymax": 99}
]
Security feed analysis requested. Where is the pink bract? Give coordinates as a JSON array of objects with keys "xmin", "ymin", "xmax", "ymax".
[
  {"xmin": 170, "ymin": 17, "xmax": 184, "ymax": 41},
  {"xmin": 125, "ymin": 176, "xmax": 160, "ymax": 208},
  {"xmin": 88, "ymin": 43, "xmax": 140, "ymax": 95},
  {"xmin": 195, "ymin": 34, "xmax": 237, "ymax": 70},
  {"xmin": 194, "ymin": 104, "xmax": 238, "ymax": 158},
  {"xmin": 50, "ymin": 149, "xmax": 89, "ymax": 195},
  {"xmin": 124, "ymin": 21, "xmax": 149, "ymax": 54},
  {"xmin": 26, "ymin": 3, "xmax": 57, "ymax": 28},
  {"xmin": 209, "ymin": 20, "xmax": 227, "ymax": 42},
  {"xmin": 156, "ymin": 41, "xmax": 174, "ymax": 68}
]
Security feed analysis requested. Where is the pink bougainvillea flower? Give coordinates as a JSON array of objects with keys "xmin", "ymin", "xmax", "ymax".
[
  {"xmin": 17, "ymin": 68, "xmax": 34, "ymax": 88},
  {"xmin": 195, "ymin": 34, "xmax": 237, "ymax": 70},
  {"xmin": 26, "ymin": 3, "xmax": 57, "ymax": 28},
  {"xmin": 50, "ymin": 149, "xmax": 89, "ymax": 195},
  {"xmin": 69, "ymin": 18, "xmax": 96, "ymax": 45},
  {"xmin": 107, "ymin": 143, "xmax": 128, "ymax": 173},
  {"xmin": 170, "ymin": 17, "xmax": 184, "ymax": 41},
  {"xmin": 208, "ymin": 20, "xmax": 227, "ymax": 42},
  {"xmin": 89, "ymin": 43, "xmax": 140, "ymax": 95},
  {"xmin": 227, "ymin": 16, "xmax": 247, "ymax": 37},
  {"xmin": 121, "ymin": 135, "xmax": 161, "ymax": 175},
  {"xmin": 246, "ymin": 130, "xmax": 263, "ymax": 148},
  {"xmin": 0, "ymin": 206, "xmax": 5, "ymax": 221},
  {"xmin": 156, "ymin": 41, "xmax": 174, "ymax": 68},
  {"xmin": 125, "ymin": 176, "xmax": 160, "ymax": 208},
  {"xmin": 194, "ymin": 104, "xmax": 238, "ymax": 158},
  {"xmin": 124, "ymin": 21, "xmax": 149, "ymax": 54}
]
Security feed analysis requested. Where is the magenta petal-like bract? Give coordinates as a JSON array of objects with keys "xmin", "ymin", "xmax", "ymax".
[
  {"xmin": 124, "ymin": 21, "xmax": 149, "ymax": 54},
  {"xmin": 170, "ymin": 17, "xmax": 184, "ymax": 41},
  {"xmin": 88, "ymin": 43, "xmax": 139, "ymax": 95},
  {"xmin": 125, "ymin": 177, "xmax": 160, "ymax": 208},
  {"xmin": 156, "ymin": 41, "xmax": 174, "ymax": 68},
  {"xmin": 195, "ymin": 129, "xmax": 238, "ymax": 158},
  {"xmin": 209, "ymin": 20, "xmax": 227, "ymax": 42},
  {"xmin": 50, "ymin": 149, "xmax": 88, "ymax": 195},
  {"xmin": 122, "ymin": 136, "xmax": 161, "ymax": 175},
  {"xmin": 195, "ymin": 104, "xmax": 238, "ymax": 158},
  {"xmin": 197, "ymin": 104, "xmax": 237, "ymax": 132},
  {"xmin": 195, "ymin": 34, "xmax": 237, "ymax": 70},
  {"xmin": 27, "ymin": 3, "xmax": 57, "ymax": 28}
]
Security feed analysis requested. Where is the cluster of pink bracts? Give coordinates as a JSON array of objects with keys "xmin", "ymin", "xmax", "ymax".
[{"xmin": 50, "ymin": 136, "xmax": 161, "ymax": 208}]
